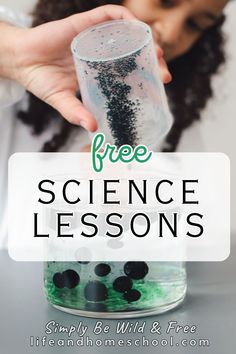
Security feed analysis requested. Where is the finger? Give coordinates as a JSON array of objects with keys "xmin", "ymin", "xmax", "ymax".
[
  {"xmin": 69, "ymin": 5, "xmax": 136, "ymax": 35},
  {"xmin": 80, "ymin": 144, "xmax": 92, "ymax": 152},
  {"xmin": 159, "ymin": 56, "xmax": 172, "ymax": 84},
  {"xmin": 45, "ymin": 91, "xmax": 98, "ymax": 131},
  {"xmin": 156, "ymin": 45, "xmax": 172, "ymax": 84},
  {"xmin": 157, "ymin": 46, "xmax": 164, "ymax": 59}
]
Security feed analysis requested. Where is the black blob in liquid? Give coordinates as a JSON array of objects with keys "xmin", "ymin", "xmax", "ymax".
[
  {"xmin": 124, "ymin": 261, "xmax": 149, "ymax": 280},
  {"xmin": 94, "ymin": 263, "xmax": 111, "ymax": 277},
  {"xmin": 53, "ymin": 273, "xmax": 65, "ymax": 289},
  {"xmin": 123, "ymin": 289, "xmax": 141, "ymax": 302},
  {"xmin": 87, "ymin": 50, "xmax": 142, "ymax": 148},
  {"xmin": 113, "ymin": 276, "xmax": 133, "ymax": 293},
  {"xmin": 62, "ymin": 269, "xmax": 80, "ymax": 289},
  {"xmin": 84, "ymin": 280, "xmax": 108, "ymax": 302}
]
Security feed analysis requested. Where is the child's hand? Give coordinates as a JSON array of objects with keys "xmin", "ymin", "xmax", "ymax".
[{"xmin": 1, "ymin": 5, "xmax": 171, "ymax": 131}]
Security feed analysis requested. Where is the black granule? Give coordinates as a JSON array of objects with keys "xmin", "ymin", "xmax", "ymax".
[
  {"xmin": 77, "ymin": 261, "xmax": 90, "ymax": 264},
  {"xmin": 138, "ymin": 83, "xmax": 143, "ymax": 90},
  {"xmin": 123, "ymin": 289, "xmax": 141, "ymax": 302},
  {"xmin": 62, "ymin": 269, "xmax": 80, "ymax": 289},
  {"xmin": 53, "ymin": 273, "xmax": 65, "ymax": 289},
  {"xmin": 84, "ymin": 281, "xmax": 108, "ymax": 301},
  {"xmin": 124, "ymin": 261, "xmax": 149, "ymax": 280},
  {"xmin": 86, "ymin": 49, "xmax": 142, "ymax": 148},
  {"xmin": 113, "ymin": 276, "xmax": 133, "ymax": 293},
  {"xmin": 85, "ymin": 302, "xmax": 107, "ymax": 312},
  {"xmin": 94, "ymin": 263, "xmax": 111, "ymax": 277}
]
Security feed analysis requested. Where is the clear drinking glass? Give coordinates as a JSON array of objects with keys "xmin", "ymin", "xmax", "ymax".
[
  {"xmin": 71, "ymin": 19, "xmax": 173, "ymax": 149},
  {"xmin": 44, "ymin": 19, "xmax": 186, "ymax": 318}
]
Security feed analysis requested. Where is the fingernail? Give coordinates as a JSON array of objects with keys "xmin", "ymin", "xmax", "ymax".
[{"xmin": 80, "ymin": 120, "xmax": 89, "ymax": 130}]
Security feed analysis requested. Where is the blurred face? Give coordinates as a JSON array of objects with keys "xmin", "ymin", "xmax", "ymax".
[{"xmin": 123, "ymin": 0, "xmax": 228, "ymax": 62}]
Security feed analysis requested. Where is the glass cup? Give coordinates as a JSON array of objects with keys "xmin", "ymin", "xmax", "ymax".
[{"xmin": 71, "ymin": 19, "xmax": 173, "ymax": 149}]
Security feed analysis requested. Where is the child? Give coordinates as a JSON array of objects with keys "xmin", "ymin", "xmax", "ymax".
[
  {"xmin": 0, "ymin": 0, "xmax": 230, "ymax": 248},
  {"xmin": 19, "ymin": 0, "xmax": 228, "ymax": 152}
]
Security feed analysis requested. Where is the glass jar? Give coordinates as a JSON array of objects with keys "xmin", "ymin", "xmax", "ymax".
[{"xmin": 44, "ymin": 260, "xmax": 186, "ymax": 318}]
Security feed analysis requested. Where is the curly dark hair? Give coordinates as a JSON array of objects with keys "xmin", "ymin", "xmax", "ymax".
[{"xmin": 17, "ymin": 0, "xmax": 226, "ymax": 152}]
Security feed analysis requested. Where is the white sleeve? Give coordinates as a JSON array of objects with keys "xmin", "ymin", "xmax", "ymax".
[{"xmin": 0, "ymin": 6, "xmax": 32, "ymax": 108}]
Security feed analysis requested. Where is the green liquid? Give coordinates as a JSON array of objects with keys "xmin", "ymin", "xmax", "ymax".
[{"xmin": 44, "ymin": 262, "xmax": 186, "ymax": 313}]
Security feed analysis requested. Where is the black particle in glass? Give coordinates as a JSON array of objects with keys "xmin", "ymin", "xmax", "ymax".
[
  {"xmin": 124, "ymin": 261, "xmax": 149, "ymax": 280},
  {"xmin": 87, "ymin": 49, "xmax": 142, "ymax": 148},
  {"xmin": 84, "ymin": 281, "xmax": 108, "ymax": 301},
  {"xmin": 123, "ymin": 289, "xmax": 141, "ymax": 302},
  {"xmin": 94, "ymin": 263, "xmax": 111, "ymax": 277},
  {"xmin": 62, "ymin": 269, "xmax": 80, "ymax": 289},
  {"xmin": 77, "ymin": 261, "xmax": 90, "ymax": 264},
  {"xmin": 85, "ymin": 302, "xmax": 107, "ymax": 312},
  {"xmin": 113, "ymin": 276, "xmax": 133, "ymax": 293},
  {"xmin": 138, "ymin": 83, "xmax": 143, "ymax": 90},
  {"xmin": 53, "ymin": 273, "xmax": 65, "ymax": 289}
]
